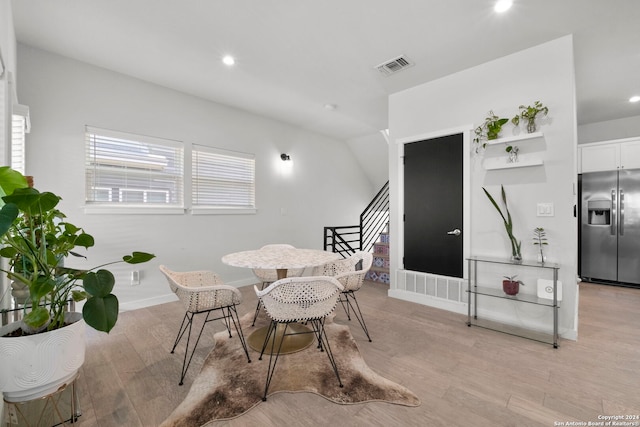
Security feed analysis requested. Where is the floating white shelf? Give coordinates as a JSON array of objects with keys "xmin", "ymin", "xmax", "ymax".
[
  {"xmin": 484, "ymin": 131, "xmax": 544, "ymax": 146},
  {"xmin": 483, "ymin": 156, "xmax": 544, "ymax": 170}
]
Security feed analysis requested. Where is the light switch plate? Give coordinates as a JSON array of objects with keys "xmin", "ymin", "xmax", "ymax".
[{"xmin": 537, "ymin": 202, "xmax": 554, "ymax": 217}]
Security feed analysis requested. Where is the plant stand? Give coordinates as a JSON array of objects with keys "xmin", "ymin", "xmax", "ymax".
[{"xmin": 3, "ymin": 373, "xmax": 81, "ymax": 426}]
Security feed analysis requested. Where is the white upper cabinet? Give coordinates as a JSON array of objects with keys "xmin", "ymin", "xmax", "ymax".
[
  {"xmin": 579, "ymin": 138, "xmax": 640, "ymax": 173},
  {"xmin": 620, "ymin": 140, "xmax": 640, "ymax": 169}
]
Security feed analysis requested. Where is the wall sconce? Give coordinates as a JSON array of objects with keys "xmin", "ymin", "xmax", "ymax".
[{"xmin": 280, "ymin": 153, "xmax": 291, "ymax": 161}]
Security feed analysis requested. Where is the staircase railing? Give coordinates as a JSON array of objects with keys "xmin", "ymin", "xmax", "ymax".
[
  {"xmin": 323, "ymin": 225, "xmax": 360, "ymax": 258},
  {"xmin": 323, "ymin": 181, "xmax": 389, "ymax": 257},
  {"xmin": 360, "ymin": 181, "xmax": 389, "ymax": 253}
]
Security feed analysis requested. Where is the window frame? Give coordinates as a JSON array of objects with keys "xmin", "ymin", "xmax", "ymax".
[
  {"xmin": 84, "ymin": 126, "xmax": 185, "ymax": 214},
  {"xmin": 83, "ymin": 126, "xmax": 257, "ymax": 215}
]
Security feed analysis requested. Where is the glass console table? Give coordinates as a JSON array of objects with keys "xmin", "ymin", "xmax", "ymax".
[{"xmin": 466, "ymin": 256, "xmax": 560, "ymax": 348}]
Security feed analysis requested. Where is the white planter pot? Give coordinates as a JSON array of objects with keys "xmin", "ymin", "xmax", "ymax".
[{"xmin": 0, "ymin": 312, "xmax": 86, "ymax": 402}]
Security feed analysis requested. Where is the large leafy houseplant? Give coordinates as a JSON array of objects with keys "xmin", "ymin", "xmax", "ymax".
[
  {"xmin": 482, "ymin": 185, "xmax": 522, "ymax": 261},
  {"xmin": 0, "ymin": 167, "xmax": 155, "ymax": 335}
]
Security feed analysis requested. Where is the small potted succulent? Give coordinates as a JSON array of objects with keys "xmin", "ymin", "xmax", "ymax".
[
  {"xmin": 512, "ymin": 101, "xmax": 549, "ymax": 133},
  {"xmin": 533, "ymin": 227, "xmax": 548, "ymax": 263},
  {"xmin": 502, "ymin": 275, "xmax": 524, "ymax": 296}
]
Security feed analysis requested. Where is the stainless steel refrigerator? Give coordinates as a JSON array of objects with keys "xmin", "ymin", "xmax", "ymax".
[{"xmin": 580, "ymin": 169, "xmax": 640, "ymax": 286}]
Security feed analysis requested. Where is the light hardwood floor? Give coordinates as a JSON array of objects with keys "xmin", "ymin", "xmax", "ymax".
[{"xmin": 73, "ymin": 281, "xmax": 640, "ymax": 426}]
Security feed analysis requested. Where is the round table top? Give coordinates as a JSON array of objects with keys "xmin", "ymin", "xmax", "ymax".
[{"xmin": 222, "ymin": 247, "xmax": 340, "ymax": 270}]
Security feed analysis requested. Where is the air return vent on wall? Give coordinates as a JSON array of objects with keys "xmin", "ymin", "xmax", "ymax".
[{"xmin": 375, "ymin": 55, "xmax": 414, "ymax": 76}]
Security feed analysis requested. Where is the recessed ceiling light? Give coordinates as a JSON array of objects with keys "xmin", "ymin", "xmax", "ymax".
[
  {"xmin": 494, "ymin": 0, "xmax": 513, "ymax": 13},
  {"xmin": 630, "ymin": 95, "xmax": 640, "ymax": 103},
  {"xmin": 324, "ymin": 104, "xmax": 337, "ymax": 111},
  {"xmin": 222, "ymin": 55, "xmax": 235, "ymax": 66}
]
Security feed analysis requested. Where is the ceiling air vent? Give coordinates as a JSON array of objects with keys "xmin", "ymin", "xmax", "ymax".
[{"xmin": 375, "ymin": 55, "xmax": 414, "ymax": 76}]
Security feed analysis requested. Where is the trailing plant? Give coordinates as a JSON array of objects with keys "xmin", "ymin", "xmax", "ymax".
[
  {"xmin": 482, "ymin": 185, "xmax": 522, "ymax": 261},
  {"xmin": 0, "ymin": 167, "xmax": 155, "ymax": 335},
  {"xmin": 473, "ymin": 110, "xmax": 509, "ymax": 152},
  {"xmin": 506, "ymin": 144, "xmax": 519, "ymax": 159},
  {"xmin": 512, "ymin": 101, "xmax": 549, "ymax": 133},
  {"xmin": 533, "ymin": 227, "xmax": 548, "ymax": 262}
]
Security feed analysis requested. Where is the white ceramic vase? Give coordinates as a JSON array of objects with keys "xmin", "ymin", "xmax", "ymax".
[{"xmin": 0, "ymin": 312, "xmax": 86, "ymax": 402}]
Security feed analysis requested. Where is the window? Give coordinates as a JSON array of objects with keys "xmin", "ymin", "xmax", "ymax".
[
  {"xmin": 85, "ymin": 127, "xmax": 184, "ymax": 209},
  {"xmin": 11, "ymin": 104, "xmax": 31, "ymax": 174},
  {"xmin": 192, "ymin": 145, "xmax": 255, "ymax": 212}
]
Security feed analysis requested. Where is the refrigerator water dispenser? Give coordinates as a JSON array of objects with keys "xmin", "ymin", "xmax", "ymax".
[{"xmin": 587, "ymin": 200, "xmax": 610, "ymax": 225}]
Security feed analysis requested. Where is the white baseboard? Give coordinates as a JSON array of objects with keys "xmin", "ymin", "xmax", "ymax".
[
  {"xmin": 388, "ymin": 289, "xmax": 467, "ymax": 315},
  {"xmin": 119, "ymin": 293, "xmax": 178, "ymax": 312}
]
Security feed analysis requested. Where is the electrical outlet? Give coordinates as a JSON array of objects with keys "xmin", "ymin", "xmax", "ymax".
[{"xmin": 131, "ymin": 270, "xmax": 140, "ymax": 286}]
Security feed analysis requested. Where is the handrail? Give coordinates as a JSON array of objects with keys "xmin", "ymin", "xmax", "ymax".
[
  {"xmin": 323, "ymin": 226, "xmax": 359, "ymax": 258},
  {"xmin": 323, "ymin": 181, "xmax": 389, "ymax": 256},
  {"xmin": 360, "ymin": 181, "xmax": 389, "ymax": 252}
]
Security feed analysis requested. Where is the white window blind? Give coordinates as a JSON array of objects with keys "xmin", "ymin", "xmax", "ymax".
[
  {"xmin": 85, "ymin": 126, "xmax": 184, "ymax": 207},
  {"xmin": 192, "ymin": 145, "xmax": 255, "ymax": 210},
  {"xmin": 11, "ymin": 105, "xmax": 30, "ymax": 175}
]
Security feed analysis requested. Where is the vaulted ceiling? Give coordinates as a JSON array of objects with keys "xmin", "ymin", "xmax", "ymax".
[{"xmin": 11, "ymin": 0, "xmax": 640, "ymax": 141}]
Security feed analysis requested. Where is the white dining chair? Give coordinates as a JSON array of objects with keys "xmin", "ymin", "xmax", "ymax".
[
  {"xmin": 251, "ymin": 244, "xmax": 305, "ymax": 326},
  {"xmin": 313, "ymin": 251, "xmax": 374, "ymax": 342},
  {"xmin": 160, "ymin": 265, "xmax": 251, "ymax": 385},
  {"xmin": 254, "ymin": 276, "xmax": 344, "ymax": 401}
]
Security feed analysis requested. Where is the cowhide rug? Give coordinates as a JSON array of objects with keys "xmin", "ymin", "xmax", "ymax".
[{"xmin": 161, "ymin": 310, "xmax": 420, "ymax": 426}]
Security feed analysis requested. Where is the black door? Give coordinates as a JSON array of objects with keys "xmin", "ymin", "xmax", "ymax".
[{"xmin": 404, "ymin": 133, "xmax": 463, "ymax": 277}]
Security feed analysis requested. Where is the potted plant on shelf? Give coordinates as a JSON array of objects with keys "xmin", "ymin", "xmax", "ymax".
[
  {"xmin": 512, "ymin": 101, "xmax": 549, "ymax": 134},
  {"xmin": 533, "ymin": 227, "xmax": 548, "ymax": 263},
  {"xmin": 0, "ymin": 166, "xmax": 155, "ymax": 402},
  {"xmin": 473, "ymin": 110, "xmax": 509, "ymax": 152},
  {"xmin": 502, "ymin": 275, "xmax": 524, "ymax": 296},
  {"xmin": 506, "ymin": 145, "xmax": 519, "ymax": 162},
  {"xmin": 482, "ymin": 185, "xmax": 522, "ymax": 262}
]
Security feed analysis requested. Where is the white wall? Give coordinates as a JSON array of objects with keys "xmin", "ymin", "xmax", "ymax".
[
  {"xmin": 578, "ymin": 114, "xmax": 640, "ymax": 144},
  {"xmin": 346, "ymin": 132, "xmax": 388, "ymax": 190},
  {"xmin": 16, "ymin": 44, "xmax": 374, "ymax": 309},
  {"xmin": 388, "ymin": 36, "xmax": 579, "ymax": 339}
]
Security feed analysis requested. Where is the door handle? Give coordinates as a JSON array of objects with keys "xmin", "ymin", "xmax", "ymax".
[
  {"xmin": 447, "ymin": 228, "xmax": 461, "ymax": 236},
  {"xmin": 620, "ymin": 189, "xmax": 624, "ymax": 236},
  {"xmin": 611, "ymin": 190, "xmax": 616, "ymax": 236}
]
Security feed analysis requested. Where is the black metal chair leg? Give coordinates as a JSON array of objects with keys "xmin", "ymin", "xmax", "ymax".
[
  {"xmin": 170, "ymin": 312, "xmax": 190, "ymax": 353},
  {"xmin": 178, "ymin": 311, "xmax": 212, "ymax": 385},
  {"xmin": 342, "ymin": 291, "xmax": 372, "ymax": 342},
  {"xmin": 262, "ymin": 321, "xmax": 289, "ymax": 401},
  {"xmin": 221, "ymin": 307, "xmax": 233, "ymax": 338},
  {"xmin": 227, "ymin": 305, "xmax": 251, "ymax": 363},
  {"xmin": 251, "ymin": 281, "xmax": 269, "ymax": 326},
  {"xmin": 338, "ymin": 295, "xmax": 352, "ymax": 321},
  {"xmin": 312, "ymin": 318, "xmax": 343, "ymax": 387}
]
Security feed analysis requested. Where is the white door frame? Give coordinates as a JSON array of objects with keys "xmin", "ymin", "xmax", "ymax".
[{"xmin": 389, "ymin": 124, "xmax": 472, "ymax": 312}]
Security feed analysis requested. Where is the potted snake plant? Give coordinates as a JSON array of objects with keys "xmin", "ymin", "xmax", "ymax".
[
  {"xmin": 0, "ymin": 166, "xmax": 155, "ymax": 401},
  {"xmin": 482, "ymin": 185, "xmax": 522, "ymax": 262}
]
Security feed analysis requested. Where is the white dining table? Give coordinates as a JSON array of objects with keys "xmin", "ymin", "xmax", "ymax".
[
  {"xmin": 222, "ymin": 246, "xmax": 340, "ymax": 280},
  {"xmin": 222, "ymin": 246, "xmax": 341, "ymax": 354}
]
